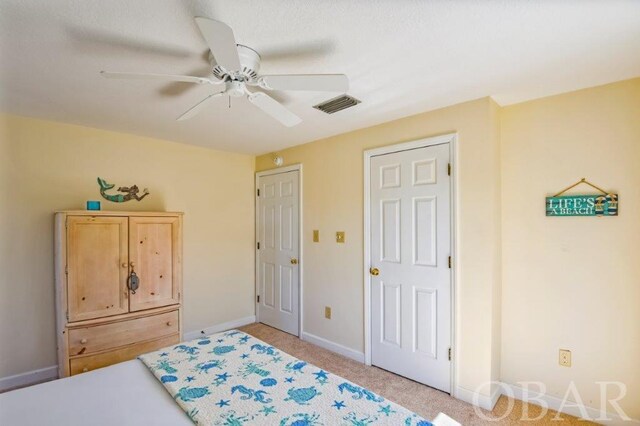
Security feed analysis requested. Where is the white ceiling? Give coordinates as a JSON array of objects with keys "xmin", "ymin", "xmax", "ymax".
[{"xmin": 1, "ymin": 1, "xmax": 639, "ymax": 155}]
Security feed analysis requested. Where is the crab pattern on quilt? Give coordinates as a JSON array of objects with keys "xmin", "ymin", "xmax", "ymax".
[{"xmin": 139, "ymin": 330, "xmax": 433, "ymax": 425}]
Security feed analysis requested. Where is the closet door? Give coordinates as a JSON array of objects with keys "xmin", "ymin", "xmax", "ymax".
[
  {"xmin": 129, "ymin": 216, "xmax": 181, "ymax": 311},
  {"xmin": 67, "ymin": 216, "xmax": 129, "ymax": 321}
]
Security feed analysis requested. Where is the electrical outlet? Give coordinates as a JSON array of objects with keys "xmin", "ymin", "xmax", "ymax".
[
  {"xmin": 324, "ymin": 306, "xmax": 331, "ymax": 319},
  {"xmin": 559, "ymin": 349, "xmax": 571, "ymax": 367},
  {"xmin": 313, "ymin": 230, "xmax": 319, "ymax": 242},
  {"xmin": 336, "ymin": 231, "xmax": 345, "ymax": 243}
]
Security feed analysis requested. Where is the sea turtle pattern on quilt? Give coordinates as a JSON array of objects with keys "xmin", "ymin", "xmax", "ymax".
[{"xmin": 139, "ymin": 330, "xmax": 433, "ymax": 425}]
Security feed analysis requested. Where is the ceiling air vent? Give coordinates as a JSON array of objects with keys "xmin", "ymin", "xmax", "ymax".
[{"xmin": 313, "ymin": 94, "xmax": 361, "ymax": 114}]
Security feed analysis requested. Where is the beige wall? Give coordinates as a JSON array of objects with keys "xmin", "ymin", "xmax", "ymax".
[
  {"xmin": 256, "ymin": 97, "xmax": 503, "ymax": 400},
  {"xmin": 3, "ymin": 77, "xmax": 637, "ymax": 417},
  {"xmin": 500, "ymin": 78, "xmax": 640, "ymax": 418},
  {"xmin": 0, "ymin": 114, "xmax": 255, "ymax": 378}
]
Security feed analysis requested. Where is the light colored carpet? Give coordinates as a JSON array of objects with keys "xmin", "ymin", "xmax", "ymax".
[{"xmin": 239, "ymin": 323, "xmax": 595, "ymax": 425}]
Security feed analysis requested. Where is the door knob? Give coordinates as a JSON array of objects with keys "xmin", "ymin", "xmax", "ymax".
[
  {"xmin": 370, "ymin": 267, "xmax": 380, "ymax": 276},
  {"xmin": 290, "ymin": 258, "xmax": 298, "ymax": 265}
]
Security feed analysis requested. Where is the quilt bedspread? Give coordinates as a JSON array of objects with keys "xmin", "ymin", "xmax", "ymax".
[{"xmin": 139, "ymin": 329, "xmax": 432, "ymax": 425}]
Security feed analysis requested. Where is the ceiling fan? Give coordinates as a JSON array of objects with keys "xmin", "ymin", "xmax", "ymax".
[{"xmin": 101, "ymin": 17, "xmax": 349, "ymax": 127}]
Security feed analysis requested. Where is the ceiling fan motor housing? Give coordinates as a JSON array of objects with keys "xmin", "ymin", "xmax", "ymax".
[{"xmin": 209, "ymin": 45, "xmax": 260, "ymax": 82}]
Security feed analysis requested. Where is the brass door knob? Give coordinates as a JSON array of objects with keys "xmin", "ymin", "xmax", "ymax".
[
  {"xmin": 290, "ymin": 258, "xmax": 298, "ymax": 265},
  {"xmin": 370, "ymin": 267, "xmax": 380, "ymax": 276}
]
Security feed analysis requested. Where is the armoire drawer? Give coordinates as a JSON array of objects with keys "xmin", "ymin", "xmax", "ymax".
[
  {"xmin": 68, "ymin": 310, "xmax": 179, "ymax": 356},
  {"xmin": 69, "ymin": 333, "xmax": 180, "ymax": 375}
]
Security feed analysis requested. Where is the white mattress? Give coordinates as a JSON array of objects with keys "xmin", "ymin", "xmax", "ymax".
[{"xmin": 0, "ymin": 360, "xmax": 191, "ymax": 425}]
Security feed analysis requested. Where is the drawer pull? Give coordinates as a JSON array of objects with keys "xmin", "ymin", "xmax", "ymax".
[
  {"xmin": 80, "ymin": 338, "xmax": 88, "ymax": 344},
  {"xmin": 82, "ymin": 367, "xmax": 89, "ymax": 372},
  {"xmin": 166, "ymin": 321, "xmax": 172, "ymax": 326}
]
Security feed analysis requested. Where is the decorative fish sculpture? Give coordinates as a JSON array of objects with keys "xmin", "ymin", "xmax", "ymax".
[{"xmin": 97, "ymin": 177, "xmax": 149, "ymax": 202}]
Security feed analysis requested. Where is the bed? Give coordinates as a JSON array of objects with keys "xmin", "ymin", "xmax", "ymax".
[{"xmin": 0, "ymin": 330, "xmax": 458, "ymax": 425}]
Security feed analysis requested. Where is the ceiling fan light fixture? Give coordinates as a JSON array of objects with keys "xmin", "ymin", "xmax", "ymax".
[{"xmin": 101, "ymin": 17, "xmax": 350, "ymax": 127}]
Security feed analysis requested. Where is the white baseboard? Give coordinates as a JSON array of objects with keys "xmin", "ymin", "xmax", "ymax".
[
  {"xmin": 183, "ymin": 315, "xmax": 256, "ymax": 341},
  {"xmin": 455, "ymin": 384, "xmax": 501, "ymax": 411},
  {"xmin": 502, "ymin": 382, "xmax": 640, "ymax": 425},
  {"xmin": 0, "ymin": 366, "xmax": 58, "ymax": 392},
  {"xmin": 300, "ymin": 331, "xmax": 365, "ymax": 363}
]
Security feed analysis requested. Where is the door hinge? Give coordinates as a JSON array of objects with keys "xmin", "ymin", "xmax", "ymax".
[
  {"xmin": 448, "ymin": 256, "xmax": 452, "ymax": 268},
  {"xmin": 448, "ymin": 347, "xmax": 452, "ymax": 361},
  {"xmin": 256, "ymin": 295, "xmax": 260, "ymax": 303},
  {"xmin": 447, "ymin": 163, "xmax": 451, "ymax": 176},
  {"xmin": 257, "ymin": 188, "xmax": 260, "ymax": 196},
  {"xmin": 65, "ymin": 265, "xmax": 68, "ymax": 275},
  {"xmin": 66, "ymin": 311, "xmax": 69, "ymax": 321},
  {"xmin": 257, "ymin": 242, "xmax": 260, "ymax": 250}
]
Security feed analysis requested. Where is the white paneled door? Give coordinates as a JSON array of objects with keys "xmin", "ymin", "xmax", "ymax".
[
  {"xmin": 256, "ymin": 170, "xmax": 300, "ymax": 336},
  {"xmin": 370, "ymin": 143, "xmax": 451, "ymax": 392}
]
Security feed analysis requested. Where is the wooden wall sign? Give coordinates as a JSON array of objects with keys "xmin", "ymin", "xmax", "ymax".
[{"xmin": 546, "ymin": 178, "xmax": 618, "ymax": 217}]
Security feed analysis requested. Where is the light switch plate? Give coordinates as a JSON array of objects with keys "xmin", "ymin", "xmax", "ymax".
[
  {"xmin": 336, "ymin": 231, "xmax": 345, "ymax": 243},
  {"xmin": 313, "ymin": 230, "xmax": 319, "ymax": 242},
  {"xmin": 559, "ymin": 349, "xmax": 571, "ymax": 367},
  {"xmin": 324, "ymin": 306, "xmax": 331, "ymax": 319}
]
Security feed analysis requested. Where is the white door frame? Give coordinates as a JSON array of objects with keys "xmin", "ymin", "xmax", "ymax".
[
  {"xmin": 255, "ymin": 164, "xmax": 304, "ymax": 337},
  {"xmin": 363, "ymin": 133, "xmax": 458, "ymax": 394}
]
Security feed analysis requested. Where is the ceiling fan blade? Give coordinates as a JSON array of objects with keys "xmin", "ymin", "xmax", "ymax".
[
  {"xmin": 176, "ymin": 91, "xmax": 225, "ymax": 121},
  {"xmin": 101, "ymin": 71, "xmax": 214, "ymax": 85},
  {"xmin": 247, "ymin": 92, "xmax": 301, "ymax": 127},
  {"xmin": 194, "ymin": 17, "xmax": 241, "ymax": 71},
  {"xmin": 259, "ymin": 74, "xmax": 349, "ymax": 92}
]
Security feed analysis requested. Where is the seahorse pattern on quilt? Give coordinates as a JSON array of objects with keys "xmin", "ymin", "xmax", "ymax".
[{"xmin": 139, "ymin": 330, "xmax": 433, "ymax": 425}]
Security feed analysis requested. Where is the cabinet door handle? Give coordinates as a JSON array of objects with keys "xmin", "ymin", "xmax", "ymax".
[
  {"xmin": 80, "ymin": 338, "xmax": 88, "ymax": 344},
  {"xmin": 166, "ymin": 321, "xmax": 172, "ymax": 326},
  {"xmin": 128, "ymin": 271, "xmax": 140, "ymax": 294},
  {"xmin": 82, "ymin": 367, "xmax": 89, "ymax": 373}
]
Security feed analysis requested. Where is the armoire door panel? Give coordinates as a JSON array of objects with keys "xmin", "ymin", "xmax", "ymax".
[
  {"xmin": 67, "ymin": 216, "xmax": 129, "ymax": 322},
  {"xmin": 129, "ymin": 216, "xmax": 181, "ymax": 311}
]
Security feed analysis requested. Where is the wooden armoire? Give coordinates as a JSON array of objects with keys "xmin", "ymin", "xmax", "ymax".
[{"xmin": 54, "ymin": 211, "xmax": 183, "ymax": 377}]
